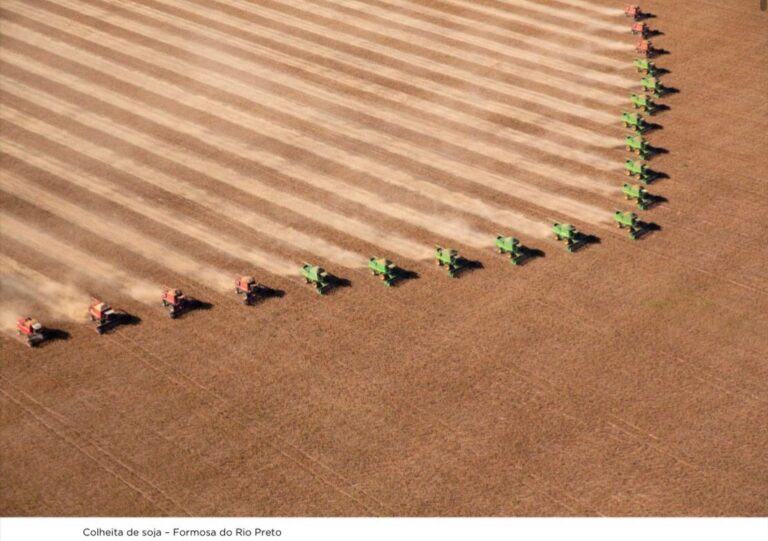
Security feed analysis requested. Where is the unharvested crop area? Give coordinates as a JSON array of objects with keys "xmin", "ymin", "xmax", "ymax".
[{"xmin": 1, "ymin": 0, "xmax": 766, "ymax": 516}]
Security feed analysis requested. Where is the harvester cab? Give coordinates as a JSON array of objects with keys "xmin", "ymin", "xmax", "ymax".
[
  {"xmin": 16, "ymin": 317, "xmax": 46, "ymax": 347},
  {"xmin": 235, "ymin": 276, "xmax": 263, "ymax": 305},
  {"xmin": 368, "ymin": 257, "xmax": 398, "ymax": 286},
  {"xmin": 88, "ymin": 299, "xmax": 117, "ymax": 334},
  {"xmin": 435, "ymin": 246, "xmax": 465, "ymax": 278},
  {"xmin": 301, "ymin": 264, "xmax": 331, "ymax": 294},
  {"xmin": 552, "ymin": 223, "xmax": 583, "ymax": 252},
  {"xmin": 494, "ymin": 235, "xmax": 527, "ymax": 265},
  {"xmin": 161, "ymin": 287, "xmax": 188, "ymax": 318}
]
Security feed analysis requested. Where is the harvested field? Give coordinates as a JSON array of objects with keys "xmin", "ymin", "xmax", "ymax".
[{"xmin": 1, "ymin": 0, "xmax": 767, "ymax": 516}]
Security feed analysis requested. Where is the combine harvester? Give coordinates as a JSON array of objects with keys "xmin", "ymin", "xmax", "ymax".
[
  {"xmin": 88, "ymin": 298, "xmax": 119, "ymax": 334},
  {"xmin": 625, "ymin": 135, "xmax": 650, "ymax": 159},
  {"xmin": 621, "ymin": 112, "xmax": 647, "ymax": 133},
  {"xmin": 494, "ymin": 235, "xmax": 531, "ymax": 266},
  {"xmin": 613, "ymin": 211, "xmax": 650, "ymax": 240},
  {"xmin": 622, "ymin": 183, "xmax": 656, "ymax": 210},
  {"xmin": 368, "ymin": 257, "xmax": 399, "ymax": 287},
  {"xmin": 435, "ymin": 246, "xmax": 468, "ymax": 278},
  {"xmin": 161, "ymin": 287, "xmax": 191, "ymax": 318},
  {"xmin": 624, "ymin": 159, "xmax": 653, "ymax": 184},
  {"xmin": 235, "ymin": 276, "xmax": 266, "ymax": 305},
  {"xmin": 641, "ymin": 75, "xmax": 667, "ymax": 98},
  {"xmin": 552, "ymin": 223, "xmax": 586, "ymax": 253},
  {"xmin": 16, "ymin": 317, "xmax": 46, "ymax": 347},
  {"xmin": 636, "ymin": 39, "xmax": 659, "ymax": 58},
  {"xmin": 301, "ymin": 264, "xmax": 332, "ymax": 295},
  {"xmin": 624, "ymin": 4, "xmax": 646, "ymax": 20},
  {"xmin": 630, "ymin": 93, "xmax": 656, "ymax": 114},
  {"xmin": 633, "ymin": 58, "xmax": 658, "ymax": 77}
]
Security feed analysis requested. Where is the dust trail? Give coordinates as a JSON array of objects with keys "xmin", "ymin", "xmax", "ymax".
[
  {"xmin": 0, "ymin": 175, "xmax": 234, "ymax": 291},
  {"xmin": 0, "ymin": 134, "xmax": 302, "ymax": 276},
  {"xmin": 399, "ymin": 0, "xmax": 629, "ymax": 46},
  {"xmin": 0, "ymin": 214, "xmax": 158, "ymax": 303},
  {"xmin": 1, "ymin": 23, "xmax": 619, "ymax": 221},
  {"xmin": 136, "ymin": 0, "xmax": 618, "ymax": 122},
  {"xmin": 53, "ymin": 0, "xmax": 622, "ymax": 157},
  {"xmin": 0, "ymin": 48, "xmax": 552, "ymax": 242},
  {"xmin": 480, "ymin": 0, "xmax": 625, "ymax": 27},
  {"xmin": 308, "ymin": 0, "xmax": 635, "ymax": 88},
  {"xmin": 0, "ymin": 255, "xmax": 90, "ymax": 324},
  {"xmin": 498, "ymin": 0, "xmax": 621, "ymax": 17},
  {"xmin": 0, "ymin": 83, "xmax": 491, "ymax": 250},
  {"xmin": 268, "ymin": 0, "xmax": 628, "ymax": 103},
  {"xmin": 373, "ymin": 0, "xmax": 627, "ymax": 69},
  {"xmin": 15, "ymin": 3, "xmax": 616, "ymax": 149}
]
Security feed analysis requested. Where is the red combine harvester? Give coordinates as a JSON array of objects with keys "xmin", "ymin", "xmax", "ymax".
[
  {"xmin": 624, "ymin": 5, "xmax": 644, "ymax": 20},
  {"xmin": 88, "ymin": 299, "xmax": 118, "ymax": 334},
  {"xmin": 161, "ymin": 287, "xmax": 189, "ymax": 318},
  {"xmin": 636, "ymin": 39, "xmax": 656, "ymax": 57},
  {"xmin": 235, "ymin": 276, "xmax": 263, "ymax": 305},
  {"xmin": 631, "ymin": 21, "xmax": 649, "ymax": 37},
  {"xmin": 16, "ymin": 317, "xmax": 46, "ymax": 347}
]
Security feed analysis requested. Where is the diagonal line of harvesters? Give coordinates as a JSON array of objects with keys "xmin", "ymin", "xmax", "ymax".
[
  {"xmin": 615, "ymin": 4, "xmax": 670, "ymax": 239},
  {"xmin": 13, "ymin": 4, "xmax": 674, "ymax": 348}
]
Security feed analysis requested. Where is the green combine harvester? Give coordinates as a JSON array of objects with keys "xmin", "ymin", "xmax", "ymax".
[
  {"xmin": 622, "ymin": 183, "xmax": 654, "ymax": 210},
  {"xmin": 625, "ymin": 159, "xmax": 651, "ymax": 184},
  {"xmin": 630, "ymin": 93, "xmax": 656, "ymax": 114},
  {"xmin": 301, "ymin": 263, "xmax": 331, "ymax": 294},
  {"xmin": 621, "ymin": 112, "xmax": 646, "ymax": 133},
  {"xmin": 552, "ymin": 223, "xmax": 582, "ymax": 252},
  {"xmin": 434, "ymin": 246, "xmax": 465, "ymax": 278},
  {"xmin": 613, "ymin": 211, "xmax": 644, "ymax": 240},
  {"xmin": 368, "ymin": 257, "xmax": 398, "ymax": 286},
  {"xmin": 494, "ymin": 235, "xmax": 527, "ymax": 265},
  {"xmin": 633, "ymin": 58, "xmax": 657, "ymax": 76},
  {"xmin": 625, "ymin": 135, "xmax": 650, "ymax": 159},
  {"xmin": 641, "ymin": 75, "xmax": 665, "ymax": 97}
]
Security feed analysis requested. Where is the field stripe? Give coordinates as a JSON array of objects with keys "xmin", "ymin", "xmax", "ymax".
[
  {"xmin": 0, "ymin": 22, "xmax": 612, "ymax": 229},
  {"xmin": 506, "ymin": 0, "xmax": 621, "ymax": 17},
  {"xmin": 305, "ymin": 0, "xmax": 634, "ymax": 87},
  {"xmin": 51, "ymin": 0, "xmax": 621, "ymax": 174},
  {"xmin": 0, "ymin": 214, "xmax": 159, "ymax": 303},
  {"xmin": 58, "ymin": 0, "xmax": 620, "ymax": 147},
  {"xmin": 251, "ymin": 0, "xmax": 628, "ymax": 103},
  {"xmin": 77, "ymin": 0, "xmax": 621, "ymax": 149},
  {"xmin": 462, "ymin": 0, "xmax": 625, "ymax": 29},
  {"xmin": 0, "ymin": 37, "xmax": 560, "ymax": 240},
  {"xmin": 0, "ymin": 131, "xmax": 301, "ymax": 278},
  {"xmin": 0, "ymin": 52, "xmax": 438, "ymax": 259},
  {"xmin": 152, "ymin": 0, "xmax": 618, "ymax": 123},
  {"xmin": 365, "ymin": 0, "xmax": 626, "ymax": 69},
  {"xmin": 394, "ymin": 0, "xmax": 628, "ymax": 47}
]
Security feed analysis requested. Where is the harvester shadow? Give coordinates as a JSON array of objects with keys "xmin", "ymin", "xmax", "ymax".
[
  {"xmin": 646, "ymin": 194, "xmax": 668, "ymax": 209},
  {"xmin": 635, "ymin": 222, "xmax": 662, "ymax": 240},
  {"xmin": 650, "ymin": 103, "xmax": 671, "ymax": 115},
  {"xmin": 40, "ymin": 328, "xmax": 71, "ymax": 345},
  {"xmin": 661, "ymin": 87, "xmax": 680, "ymax": 96},
  {"xmin": 649, "ymin": 48, "xmax": 670, "ymax": 57},
  {"xmin": 455, "ymin": 258, "xmax": 483, "ymax": 277},
  {"xmin": 647, "ymin": 146, "xmax": 669, "ymax": 158},
  {"xmin": 571, "ymin": 234, "xmax": 600, "ymax": 253},
  {"xmin": 326, "ymin": 275, "xmax": 352, "ymax": 293},
  {"xmin": 643, "ymin": 122, "xmax": 664, "ymax": 133},
  {"xmin": 648, "ymin": 170, "xmax": 669, "ymax": 184},
  {"xmin": 637, "ymin": 12, "xmax": 655, "ymax": 21},
  {"xmin": 515, "ymin": 247, "xmax": 545, "ymax": 266},
  {"xmin": 173, "ymin": 299, "xmax": 214, "ymax": 319},
  {"xmin": 646, "ymin": 29, "xmax": 664, "ymax": 38},
  {"xmin": 392, "ymin": 267, "xmax": 419, "ymax": 285},
  {"xmin": 252, "ymin": 285, "xmax": 285, "ymax": 304},
  {"xmin": 114, "ymin": 311, "xmax": 142, "ymax": 327}
]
